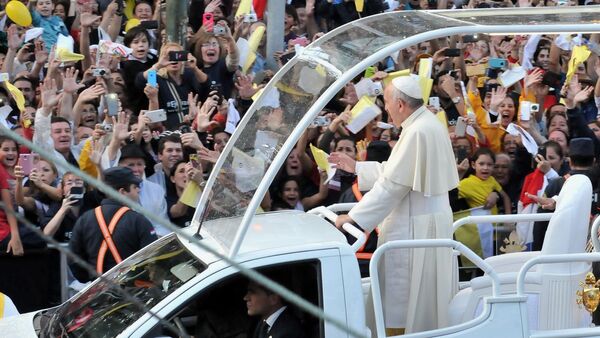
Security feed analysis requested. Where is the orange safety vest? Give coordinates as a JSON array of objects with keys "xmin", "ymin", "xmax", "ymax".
[
  {"xmin": 352, "ymin": 181, "xmax": 380, "ymax": 260},
  {"xmin": 95, "ymin": 206, "xmax": 130, "ymax": 274}
]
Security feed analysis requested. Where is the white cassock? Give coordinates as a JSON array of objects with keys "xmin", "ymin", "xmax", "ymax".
[{"xmin": 348, "ymin": 106, "xmax": 459, "ymax": 333}]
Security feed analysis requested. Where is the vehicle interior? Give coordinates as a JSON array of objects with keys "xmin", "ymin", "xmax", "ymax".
[{"xmin": 144, "ymin": 260, "xmax": 323, "ymax": 338}]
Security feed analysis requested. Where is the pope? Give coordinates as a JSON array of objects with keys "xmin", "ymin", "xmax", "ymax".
[{"xmin": 332, "ymin": 74, "xmax": 459, "ymax": 334}]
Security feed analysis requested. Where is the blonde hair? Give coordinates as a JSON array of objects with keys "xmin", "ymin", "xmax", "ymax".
[{"xmin": 158, "ymin": 42, "xmax": 184, "ymax": 77}]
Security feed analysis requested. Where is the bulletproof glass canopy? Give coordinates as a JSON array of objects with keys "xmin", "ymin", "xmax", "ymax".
[{"xmin": 191, "ymin": 6, "xmax": 600, "ymax": 257}]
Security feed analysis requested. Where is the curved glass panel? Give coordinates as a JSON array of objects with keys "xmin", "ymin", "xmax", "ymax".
[{"xmin": 194, "ymin": 7, "xmax": 600, "ymax": 250}]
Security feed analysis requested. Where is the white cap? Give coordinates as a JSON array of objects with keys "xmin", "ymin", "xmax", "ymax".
[{"xmin": 391, "ymin": 74, "xmax": 423, "ymax": 100}]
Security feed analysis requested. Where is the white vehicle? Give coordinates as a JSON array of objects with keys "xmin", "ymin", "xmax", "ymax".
[{"xmin": 3, "ymin": 6, "xmax": 600, "ymax": 338}]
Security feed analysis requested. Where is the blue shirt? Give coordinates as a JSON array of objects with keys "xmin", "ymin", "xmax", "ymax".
[{"xmin": 31, "ymin": 10, "xmax": 69, "ymax": 52}]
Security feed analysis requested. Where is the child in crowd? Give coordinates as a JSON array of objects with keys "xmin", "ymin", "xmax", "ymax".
[
  {"xmin": 31, "ymin": 0, "xmax": 69, "ymax": 52},
  {"xmin": 458, "ymin": 148, "xmax": 511, "ymax": 258}
]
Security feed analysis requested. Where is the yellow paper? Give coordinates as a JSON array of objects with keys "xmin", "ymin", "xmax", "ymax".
[
  {"xmin": 566, "ymin": 45, "xmax": 591, "ymax": 82},
  {"xmin": 354, "ymin": 0, "xmax": 364, "ymax": 12},
  {"xmin": 418, "ymin": 57, "xmax": 432, "ymax": 80},
  {"xmin": 351, "ymin": 96, "xmax": 375, "ymax": 118},
  {"xmin": 309, "ymin": 144, "xmax": 330, "ymax": 173},
  {"xmin": 252, "ymin": 87, "xmax": 264, "ymax": 101},
  {"xmin": 419, "ymin": 77, "xmax": 433, "ymax": 104},
  {"xmin": 242, "ymin": 51, "xmax": 257, "ymax": 74},
  {"xmin": 180, "ymin": 181, "xmax": 202, "ymax": 208},
  {"xmin": 382, "ymin": 69, "xmax": 410, "ymax": 87},
  {"xmin": 235, "ymin": 0, "xmax": 253, "ymax": 17},
  {"xmin": 56, "ymin": 48, "xmax": 85, "ymax": 62},
  {"xmin": 248, "ymin": 25, "xmax": 265, "ymax": 52},
  {"xmin": 436, "ymin": 109, "xmax": 448, "ymax": 127},
  {"xmin": 4, "ymin": 81, "xmax": 25, "ymax": 112}
]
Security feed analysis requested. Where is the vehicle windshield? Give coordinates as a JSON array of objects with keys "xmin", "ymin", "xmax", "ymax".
[{"xmin": 44, "ymin": 236, "xmax": 205, "ymax": 338}]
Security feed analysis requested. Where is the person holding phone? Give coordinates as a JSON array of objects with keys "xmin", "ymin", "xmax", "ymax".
[
  {"xmin": 191, "ymin": 20, "xmax": 240, "ymax": 99},
  {"xmin": 167, "ymin": 159, "xmax": 202, "ymax": 227},
  {"xmin": 138, "ymin": 42, "xmax": 208, "ymax": 130},
  {"xmin": 14, "ymin": 159, "xmax": 62, "ymax": 226},
  {"xmin": 121, "ymin": 26, "xmax": 158, "ymax": 115}
]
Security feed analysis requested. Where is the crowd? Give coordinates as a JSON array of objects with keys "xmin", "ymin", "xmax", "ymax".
[{"xmin": 0, "ymin": 0, "xmax": 598, "ymax": 296}]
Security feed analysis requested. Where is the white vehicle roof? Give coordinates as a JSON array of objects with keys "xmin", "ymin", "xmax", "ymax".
[{"xmin": 181, "ymin": 211, "xmax": 348, "ymax": 264}]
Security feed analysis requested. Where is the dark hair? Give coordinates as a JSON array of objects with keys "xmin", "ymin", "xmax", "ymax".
[
  {"xmin": 158, "ymin": 134, "xmax": 182, "ymax": 154},
  {"xmin": 542, "ymin": 140, "xmax": 564, "ymax": 159},
  {"xmin": 471, "ymin": 147, "xmax": 495, "ymax": 164},
  {"xmin": 123, "ymin": 25, "xmax": 152, "ymax": 47},
  {"xmin": 13, "ymin": 76, "xmax": 37, "ymax": 89},
  {"xmin": 51, "ymin": 116, "xmax": 71, "ymax": 126},
  {"xmin": 285, "ymin": 5, "xmax": 299, "ymax": 24},
  {"xmin": 277, "ymin": 176, "xmax": 302, "ymax": 208},
  {"xmin": 0, "ymin": 135, "xmax": 18, "ymax": 149},
  {"xmin": 333, "ymin": 136, "xmax": 356, "ymax": 152},
  {"xmin": 546, "ymin": 111, "xmax": 568, "ymax": 135},
  {"xmin": 570, "ymin": 154, "xmax": 595, "ymax": 168},
  {"xmin": 133, "ymin": 0, "xmax": 154, "ymax": 14},
  {"xmin": 533, "ymin": 46, "xmax": 550, "ymax": 66},
  {"xmin": 169, "ymin": 159, "xmax": 187, "ymax": 178}
]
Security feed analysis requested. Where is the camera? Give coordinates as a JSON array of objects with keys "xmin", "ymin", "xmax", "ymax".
[
  {"xmin": 311, "ymin": 116, "xmax": 331, "ymax": 127},
  {"xmin": 103, "ymin": 124, "xmax": 113, "ymax": 132},
  {"xmin": 93, "ymin": 68, "xmax": 108, "ymax": 77},
  {"xmin": 180, "ymin": 125, "xmax": 192, "ymax": 134},
  {"xmin": 69, "ymin": 186, "xmax": 85, "ymax": 200},
  {"xmin": 243, "ymin": 13, "xmax": 258, "ymax": 23},
  {"xmin": 520, "ymin": 101, "xmax": 539, "ymax": 121},
  {"xmin": 213, "ymin": 25, "xmax": 226, "ymax": 36}
]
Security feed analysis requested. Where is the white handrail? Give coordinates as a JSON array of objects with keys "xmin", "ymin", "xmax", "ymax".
[
  {"xmin": 369, "ymin": 239, "xmax": 501, "ymax": 338},
  {"xmin": 516, "ymin": 252, "xmax": 600, "ymax": 296},
  {"xmin": 326, "ymin": 203, "xmax": 358, "ymax": 213},
  {"xmin": 591, "ymin": 217, "xmax": 600, "ymax": 252},
  {"xmin": 453, "ymin": 213, "xmax": 554, "ymax": 232},
  {"xmin": 307, "ymin": 206, "xmax": 367, "ymax": 252}
]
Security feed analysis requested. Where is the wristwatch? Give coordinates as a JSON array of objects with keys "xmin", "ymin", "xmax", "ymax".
[{"xmin": 452, "ymin": 96, "xmax": 462, "ymax": 104}]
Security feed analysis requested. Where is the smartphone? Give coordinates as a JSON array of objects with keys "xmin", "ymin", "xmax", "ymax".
[
  {"xmin": 19, "ymin": 154, "xmax": 34, "ymax": 176},
  {"xmin": 537, "ymin": 145, "xmax": 546, "ymax": 159},
  {"xmin": 147, "ymin": 69, "xmax": 157, "ymax": 87},
  {"xmin": 139, "ymin": 20, "xmax": 158, "ymax": 30},
  {"xmin": 189, "ymin": 154, "xmax": 201, "ymax": 169},
  {"xmin": 169, "ymin": 51, "xmax": 187, "ymax": 62},
  {"xmin": 486, "ymin": 68, "xmax": 499, "ymax": 79},
  {"xmin": 444, "ymin": 48, "xmax": 461, "ymax": 57},
  {"xmin": 311, "ymin": 116, "xmax": 331, "ymax": 127},
  {"xmin": 69, "ymin": 186, "xmax": 84, "ymax": 200},
  {"xmin": 448, "ymin": 70, "xmax": 460, "ymax": 80},
  {"xmin": 105, "ymin": 93, "xmax": 119, "ymax": 117},
  {"xmin": 280, "ymin": 51, "xmax": 296, "ymax": 64},
  {"xmin": 203, "ymin": 12, "xmax": 214, "ymax": 32},
  {"xmin": 455, "ymin": 117, "xmax": 467, "ymax": 137},
  {"xmin": 429, "ymin": 97, "xmax": 441, "ymax": 109},
  {"xmin": 93, "ymin": 68, "xmax": 108, "ymax": 77},
  {"xmin": 542, "ymin": 70, "xmax": 561, "ymax": 88},
  {"xmin": 463, "ymin": 34, "xmax": 478, "ymax": 43},
  {"xmin": 456, "ymin": 147, "xmax": 469, "ymax": 163},
  {"xmin": 209, "ymin": 81, "xmax": 223, "ymax": 105},
  {"xmin": 180, "ymin": 125, "xmax": 192, "ymax": 134},
  {"xmin": 489, "ymin": 58, "xmax": 507, "ymax": 69},
  {"xmin": 145, "ymin": 109, "xmax": 167, "ymax": 123}
]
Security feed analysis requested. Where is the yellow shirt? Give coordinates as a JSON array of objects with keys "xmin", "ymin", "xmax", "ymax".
[{"xmin": 458, "ymin": 174, "xmax": 503, "ymax": 214}]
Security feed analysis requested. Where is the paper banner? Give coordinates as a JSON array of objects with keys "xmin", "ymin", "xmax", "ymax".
[
  {"xmin": 419, "ymin": 77, "xmax": 433, "ymax": 104},
  {"xmin": 498, "ymin": 66, "xmax": 526, "ymax": 88},
  {"xmin": 347, "ymin": 96, "xmax": 382, "ymax": 134},
  {"xmin": 382, "ymin": 68, "xmax": 410, "ymax": 87},
  {"xmin": 235, "ymin": 0, "xmax": 253, "ymax": 17},
  {"xmin": 248, "ymin": 25, "xmax": 265, "ymax": 52},
  {"xmin": 506, "ymin": 123, "xmax": 538, "ymax": 155},
  {"xmin": 179, "ymin": 181, "xmax": 202, "ymax": 207},
  {"xmin": 566, "ymin": 45, "xmax": 591, "ymax": 82},
  {"xmin": 418, "ymin": 58, "xmax": 433, "ymax": 103},
  {"xmin": 3, "ymin": 81, "xmax": 25, "ymax": 112},
  {"xmin": 418, "ymin": 57, "xmax": 432, "ymax": 79},
  {"xmin": 24, "ymin": 27, "xmax": 43, "ymax": 43}
]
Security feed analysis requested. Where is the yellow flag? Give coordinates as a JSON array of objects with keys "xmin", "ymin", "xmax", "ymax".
[
  {"xmin": 354, "ymin": 0, "xmax": 364, "ymax": 12},
  {"xmin": 242, "ymin": 51, "xmax": 257, "ymax": 74},
  {"xmin": 566, "ymin": 45, "xmax": 591, "ymax": 82},
  {"xmin": 436, "ymin": 109, "xmax": 448, "ymax": 127},
  {"xmin": 56, "ymin": 48, "xmax": 85, "ymax": 63},
  {"xmin": 180, "ymin": 181, "xmax": 202, "ymax": 208},
  {"xmin": 124, "ymin": 0, "xmax": 136, "ymax": 19},
  {"xmin": 4, "ymin": 81, "xmax": 25, "ymax": 112},
  {"xmin": 382, "ymin": 69, "xmax": 410, "ymax": 87},
  {"xmin": 419, "ymin": 77, "xmax": 433, "ymax": 104},
  {"xmin": 309, "ymin": 144, "xmax": 330, "ymax": 174},
  {"xmin": 251, "ymin": 86, "xmax": 263, "ymax": 101},
  {"xmin": 235, "ymin": 0, "xmax": 253, "ymax": 17},
  {"xmin": 248, "ymin": 25, "xmax": 265, "ymax": 52}
]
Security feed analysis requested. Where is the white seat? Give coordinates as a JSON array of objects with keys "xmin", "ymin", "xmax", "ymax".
[{"xmin": 449, "ymin": 174, "xmax": 593, "ymax": 330}]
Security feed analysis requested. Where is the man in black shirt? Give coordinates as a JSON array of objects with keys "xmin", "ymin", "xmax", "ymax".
[{"xmin": 69, "ymin": 167, "xmax": 157, "ymax": 282}]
